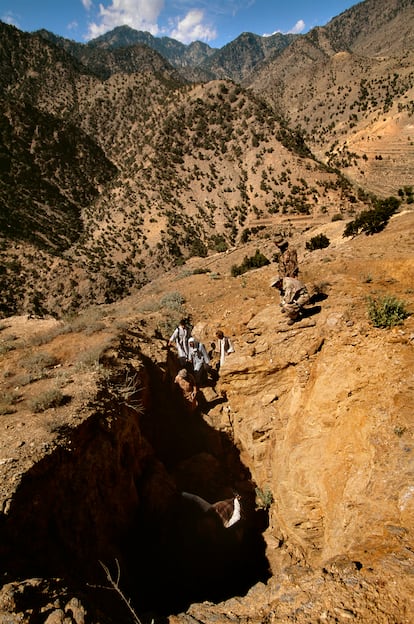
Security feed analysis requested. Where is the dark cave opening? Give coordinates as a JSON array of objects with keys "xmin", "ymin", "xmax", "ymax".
[
  {"xmin": 120, "ymin": 488, "xmax": 270, "ymax": 620},
  {"xmin": 0, "ymin": 349, "xmax": 271, "ymax": 622},
  {"xmin": 123, "ymin": 353, "xmax": 271, "ymax": 618}
]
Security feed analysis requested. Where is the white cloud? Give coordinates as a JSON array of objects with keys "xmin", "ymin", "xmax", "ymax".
[
  {"xmin": 288, "ymin": 19, "xmax": 305, "ymax": 34},
  {"xmin": 263, "ymin": 19, "xmax": 305, "ymax": 38},
  {"xmin": 1, "ymin": 11, "xmax": 20, "ymax": 28},
  {"xmin": 81, "ymin": 0, "xmax": 93, "ymax": 10},
  {"xmin": 169, "ymin": 9, "xmax": 216, "ymax": 43},
  {"xmin": 86, "ymin": 0, "xmax": 164, "ymax": 40}
]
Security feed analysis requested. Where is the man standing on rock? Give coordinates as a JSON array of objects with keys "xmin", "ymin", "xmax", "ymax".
[
  {"xmin": 271, "ymin": 275, "xmax": 310, "ymax": 325},
  {"xmin": 214, "ymin": 329, "xmax": 235, "ymax": 370},
  {"xmin": 275, "ymin": 236, "xmax": 299, "ymax": 278}
]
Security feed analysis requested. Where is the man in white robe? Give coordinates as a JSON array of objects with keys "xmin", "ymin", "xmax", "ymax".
[
  {"xmin": 188, "ymin": 337, "xmax": 210, "ymax": 385},
  {"xmin": 215, "ymin": 330, "xmax": 235, "ymax": 369},
  {"xmin": 169, "ymin": 319, "xmax": 191, "ymax": 367}
]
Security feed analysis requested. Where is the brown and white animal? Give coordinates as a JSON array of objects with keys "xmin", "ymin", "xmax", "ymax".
[{"xmin": 181, "ymin": 492, "xmax": 241, "ymax": 528}]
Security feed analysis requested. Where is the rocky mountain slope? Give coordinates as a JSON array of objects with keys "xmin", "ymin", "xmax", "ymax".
[
  {"xmin": 193, "ymin": 31, "xmax": 295, "ymax": 83},
  {"xmin": 36, "ymin": 25, "xmax": 295, "ymax": 82},
  {"xmin": 0, "ymin": 206, "xmax": 413, "ymax": 623},
  {"xmin": 1, "ymin": 20, "xmax": 370, "ymax": 319},
  {"xmin": 247, "ymin": 0, "xmax": 414, "ymax": 196},
  {"xmin": 36, "ymin": 26, "xmax": 190, "ymax": 81}
]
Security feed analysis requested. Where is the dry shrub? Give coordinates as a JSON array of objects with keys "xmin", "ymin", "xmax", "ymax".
[
  {"xmin": 10, "ymin": 372, "xmax": 37, "ymax": 387},
  {"xmin": 66, "ymin": 307, "xmax": 108, "ymax": 333},
  {"xmin": 73, "ymin": 337, "xmax": 114, "ymax": 372},
  {"xmin": 29, "ymin": 325, "xmax": 69, "ymax": 346},
  {"xmin": 0, "ymin": 390, "xmax": 21, "ymax": 415},
  {"xmin": 29, "ymin": 388, "xmax": 66, "ymax": 413},
  {"xmin": 23, "ymin": 352, "xmax": 59, "ymax": 375}
]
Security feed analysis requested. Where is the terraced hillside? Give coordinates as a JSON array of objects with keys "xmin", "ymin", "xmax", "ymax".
[{"xmin": 247, "ymin": 0, "xmax": 414, "ymax": 196}]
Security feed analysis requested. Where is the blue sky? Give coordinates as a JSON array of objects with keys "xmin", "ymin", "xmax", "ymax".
[{"xmin": 1, "ymin": 0, "xmax": 359, "ymax": 48}]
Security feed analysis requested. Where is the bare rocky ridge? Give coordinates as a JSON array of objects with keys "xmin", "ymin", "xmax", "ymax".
[{"xmin": 0, "ymin": 210, "xmax": 413, "ymax": 622}]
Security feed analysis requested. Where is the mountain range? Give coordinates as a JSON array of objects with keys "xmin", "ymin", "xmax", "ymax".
[
  {"xmin": 36, "ymin": 24, "xmax": 296, "ymax": 82},
  {"xmin": 0, "ymin": 0, "xmax": 413, "ymax": 319}
]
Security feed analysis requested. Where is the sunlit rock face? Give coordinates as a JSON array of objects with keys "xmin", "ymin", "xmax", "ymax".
[{"xmin": 197, "ymin": 255, "xmax": 414, "ymax": 621}]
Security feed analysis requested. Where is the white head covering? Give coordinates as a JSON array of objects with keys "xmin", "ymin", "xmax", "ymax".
[{"xmin": 270, "ymin": 275, "xmax": 282, "ymax": 288}]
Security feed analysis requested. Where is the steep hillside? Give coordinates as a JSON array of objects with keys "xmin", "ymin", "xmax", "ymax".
[
  {"xmin": 2, "ymin": 0, "xmax": 413, "ymax": 319},
  {"xmin": 1, "ymin": 21, "xmax": 373, "ymax": 319},
  {"xmin": 36, "ymin": 28, "xmax": 188, "ymax": 82},
  {"xmin": 324, "ymin": 0, "xmax": 414, "ymax": 55},
  {"xmin": 199, "ymin": 32, "xmax": 296, "ymax": 83},
  {"xmin": 88, "ymin": 25, "xmax": 216, "ymax": 69},
  {"xmin": 247, "ymin": 0, "xmax": 414, "ymax": 196},
  {"xmin": 0, "ymin": 97, "xmax": 117, "ymax": 250}
]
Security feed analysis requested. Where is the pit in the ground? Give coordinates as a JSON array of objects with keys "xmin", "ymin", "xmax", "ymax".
[{"xmin": 0, "ymin": 353, "xmax": 271, "ymax": 621}]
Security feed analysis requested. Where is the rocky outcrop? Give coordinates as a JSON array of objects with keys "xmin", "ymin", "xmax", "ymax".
[
  {"xmin": 176, "ymin": 214, "xmax": 414, "ymax": 622},
  {"xmin": 218, "ymin": 311, "xmax": 414, "ymax": 564}
]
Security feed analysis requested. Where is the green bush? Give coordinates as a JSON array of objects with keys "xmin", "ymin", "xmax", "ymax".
[
  {"xmin": 231, "ymin": 249, "xmax": 270, "ymax": 277},
  {"xmin": 305, "ymin": 233, "xmax": 330, "ymax": 251},
  {"xmin": 255, "ymin": 486, "xmax": 273, "ymax": 510},
  {"xmin": 192, "ymin": 267, "xmax": 211, "ymax": 275},
  {"xmin": 209, "ymin": 234, "xmax": 228, "ymax": 252},
  {"xmin": 367, "ymin": 295, "xmax": 409, "ymax": 328},
  {"xmin": 240, "ymin": 229, "xmax": 251, "ymax": 244},
  {"xmin": 343, "ymin": 196, "xmax": 400, "ymax": 237},
  {"xmin": 189, "ymin": 238, "xmax": 208, "ymax": 258}
]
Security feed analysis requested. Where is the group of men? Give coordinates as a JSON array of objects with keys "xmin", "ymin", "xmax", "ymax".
[
  {"xmin": 169, "ymin": 320, "xmax": 234, "ymax": 412},
  {"xmin": 169, "ymin": 235, "xmax": 310, "ymax": 411}
]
